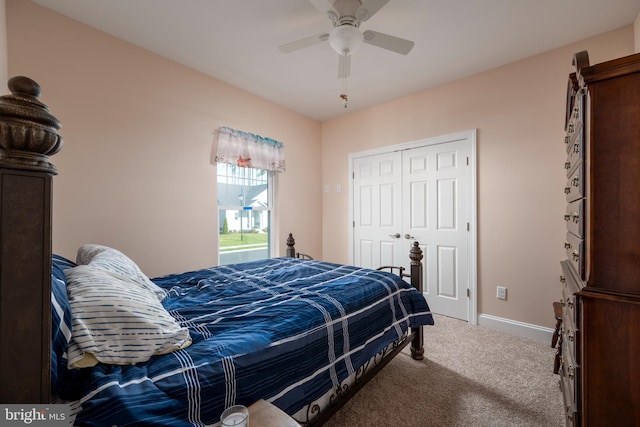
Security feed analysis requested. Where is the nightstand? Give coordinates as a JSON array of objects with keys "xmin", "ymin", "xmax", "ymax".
[{"xmin": 248, "ymin": 399, "xmax": 300, "ymax": 427}]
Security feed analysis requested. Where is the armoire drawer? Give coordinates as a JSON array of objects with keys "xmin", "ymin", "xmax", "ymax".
[
  {"xmin": 560, "ymin": 336, "xmax": 579, "ymax": 398},
  {"xmin": 560, "ymin": 370, "xmax": 579, "ymax": 427},
  {"xmin": 559, "ymin": 314, "xmax": 580, "ymax": 427},
  {"xmin": 564, "ymin": 115, "xmax": 583, "ymax": 156},
  {"xmin": 564, "ymin": 233, "xmax": 584, "ymax": 280},
  {"xmin": 560, "ymin": 260, "xmax": 581, "ymax": 308},
  {"xmin": 564, "ymin": 139, "xmax": 583, "ymax": 179},
  {"xmin": 564, "ymin": 86, "xmax": 584, "ymax": 153},
  {"xmin": 564, "ymin": 167, "xmax": 584, "ymax": 202},
  {"xmin": 564, "ymin": 199, "xmax": 584, "ymax": 239}
]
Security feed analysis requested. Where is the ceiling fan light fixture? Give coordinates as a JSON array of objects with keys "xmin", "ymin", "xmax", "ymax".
[{"xmin": 329, "ymin": 25, "xmax": 364, "ymax": 55}]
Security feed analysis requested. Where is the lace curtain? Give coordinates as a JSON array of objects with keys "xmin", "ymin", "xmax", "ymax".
[{"xmin": 215, "ymin": 126, "xmax": 285, "ymax": 172}]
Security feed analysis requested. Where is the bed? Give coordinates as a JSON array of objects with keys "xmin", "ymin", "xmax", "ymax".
[{"xmin": 0, "ymin": 76, "xmax": 434, "ymax": 426}]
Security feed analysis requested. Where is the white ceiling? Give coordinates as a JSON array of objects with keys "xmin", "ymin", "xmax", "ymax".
[{"xmin": 32, "ymin": 0, "xmax": 640, "ymax": 121}]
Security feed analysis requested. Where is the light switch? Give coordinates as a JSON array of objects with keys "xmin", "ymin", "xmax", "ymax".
[{"xmin": 336, "ymin": 184, "xmax": 342, "ymax": 193}]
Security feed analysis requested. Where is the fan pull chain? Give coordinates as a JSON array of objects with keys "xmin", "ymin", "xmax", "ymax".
[{"xmin": 340, "ymin": 53, "xmax": 349, "ymax": 108}]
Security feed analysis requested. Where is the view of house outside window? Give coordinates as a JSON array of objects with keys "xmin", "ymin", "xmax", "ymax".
[{"xmin": 217, "ymin": 163, "xmax": 272, "ymax": 265}]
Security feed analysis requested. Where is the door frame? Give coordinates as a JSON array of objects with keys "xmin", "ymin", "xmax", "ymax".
[{"xmin": 348, "ymin": 129, "xmax": 478, "ymax": 325}]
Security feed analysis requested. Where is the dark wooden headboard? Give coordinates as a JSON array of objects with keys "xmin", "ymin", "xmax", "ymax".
[{"xmin": 0, "ymin": 76, "xmax": 63, "ymax": 403}]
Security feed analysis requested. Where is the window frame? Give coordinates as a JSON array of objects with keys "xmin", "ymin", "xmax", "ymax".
[{"xmin": 216, "ymin": 163, "xmax": 276, "ymax": 265}]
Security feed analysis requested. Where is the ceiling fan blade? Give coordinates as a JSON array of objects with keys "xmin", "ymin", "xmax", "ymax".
[
  {"xmin": 308, "ymin": 0, "xmax": 338, "ymax": 17},
  {"xmin": 338, "ymin": 54, "xmax": 351, "ymax": 78},
  {"xmin": 279, "ymin": 33, "xmax": 329, "ymax": 53},
  {"xmin": 355, "ymin": 0, "xmax": 391, "ymax": 21},
  {"xmin": 362, "ymin": 30, "xmax": 414, "ymax": 55}
]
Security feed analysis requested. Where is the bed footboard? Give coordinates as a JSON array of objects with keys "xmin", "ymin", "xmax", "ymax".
[
  {"xmin": 289, "ymin": 232, "xmax": 425, "ymax": 361},
  {"xmin": 377, "ymin": 241, "xmax": 425, "ymax": 360},
  {"xmin": 407, "ymin": 242, "xmax": 425, "ymax": 360},
  {"xmin": 292, "ymin": 242, "xmax": 426, "ymax": 425},
  {"xmin": 285, "ymin": 233, "xmax": 313, "ymax": 259},
  {"xmin": 286, "ymin": 233, "xmax": 296, "ymax": 257},
  {"xmin": 295, "ymin": 331, "xmax": 416, "ymax": 426}
]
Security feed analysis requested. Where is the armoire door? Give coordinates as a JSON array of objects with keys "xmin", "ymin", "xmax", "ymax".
[{"xmin": 352, "ymin": 135, "xmax": 473, "ymax": 321}]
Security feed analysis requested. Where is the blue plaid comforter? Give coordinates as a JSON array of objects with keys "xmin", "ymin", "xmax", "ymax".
[{"xmin": 64, "ymin": 257, "xmax": 433, "ymax": 426}]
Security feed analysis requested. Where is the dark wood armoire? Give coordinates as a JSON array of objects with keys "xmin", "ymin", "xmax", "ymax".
[{"xmin": 558, "ymin": 51, "xmax": 640, "ymax": 426}]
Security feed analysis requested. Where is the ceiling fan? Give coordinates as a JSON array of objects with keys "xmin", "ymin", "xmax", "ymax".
[{"xmin": 279, "ymin": 0, "xmax": 415, "ymax": 80}]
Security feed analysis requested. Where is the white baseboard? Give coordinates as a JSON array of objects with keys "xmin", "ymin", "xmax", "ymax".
[{"xmin": 478, "ymin": 313, "xmax": 555, "ymax": 343}]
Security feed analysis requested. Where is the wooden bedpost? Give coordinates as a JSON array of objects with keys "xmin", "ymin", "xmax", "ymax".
[
  {"xmin": 286, "ymin": 233, "xmax": 296, "ymax": 257},
  {"xmin": 409, "ymin": 242, "xmax": 425, "ymax": 360},
  {"xmin": 0, "ymin": 77, "xmax": 62, "ymax": 403}
]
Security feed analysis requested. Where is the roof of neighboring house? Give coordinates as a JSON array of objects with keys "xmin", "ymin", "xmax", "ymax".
[{"xmin": 217, "ymin": 183, "xmax": 267, "ymax": 208}]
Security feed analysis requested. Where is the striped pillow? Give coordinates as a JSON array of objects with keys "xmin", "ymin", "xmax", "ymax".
[
  {"xmin": 76, "ymin": 244, "xmax": 167, "ymax": 301},
  {"xmin": 65, "ymin": 265, "xmax": 191, "ymax": 368}
]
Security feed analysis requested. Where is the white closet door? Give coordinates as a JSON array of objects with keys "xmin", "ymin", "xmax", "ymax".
[
  {"xmin": 351, "ymin": 134, "xmax": 473, "ymax": 321},
  {"xmin": 402, "ymin": 140, "xmax": 470, "ymax": 320},
  {"xmin": 353, "ymin": 152, "xmax": 403, "ymax": 270}
]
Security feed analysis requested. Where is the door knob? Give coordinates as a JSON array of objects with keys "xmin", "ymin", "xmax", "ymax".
[
  {"xmin": 404, "ymin": 233, "xmax": 415, "ymax": 240},
  {"xmin": 389, "ymin": 233, "xmax": 401, "ymax": 238}
]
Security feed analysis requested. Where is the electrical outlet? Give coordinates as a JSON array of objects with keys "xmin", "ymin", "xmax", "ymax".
[{"xmin": 497, "ymin": 286, "xmax": 507, "ymax": 300}]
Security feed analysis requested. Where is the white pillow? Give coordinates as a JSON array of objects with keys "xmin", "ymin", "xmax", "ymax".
[
  {"xmin": 65, "ymin": 265, "xmax": 191, "ymax": 368},
  {"xmin": 76, "ymin": 244, "xmax": 167, "ymax": 301}
]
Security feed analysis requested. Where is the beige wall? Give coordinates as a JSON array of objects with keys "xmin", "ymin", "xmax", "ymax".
[
  {"xmin": 320, "ymin": 26, "xmax": 635, "ymax": 328},
  {"xmin": 0, "ymin": 0, "xmax": 6, "ymax": 86},
  {"xmin": 636, "ymin": 13, "xmax": 640, "ymax": 52},
  {"xmin": 6, "ymin": 0, "xmax": 322, "ymax": 276}
]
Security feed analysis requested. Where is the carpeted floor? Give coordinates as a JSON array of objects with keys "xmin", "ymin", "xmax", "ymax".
[{"xmin": 323, "ymin": 314, "xmax": 565, "ymax": 427}]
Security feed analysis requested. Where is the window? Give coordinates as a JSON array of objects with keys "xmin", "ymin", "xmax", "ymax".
[
  {"xmin": 217, "ymin": 163, "xmax": 273, "ymax": 265},
  {"xmin": 214, "ymin": 126, "xmax": 284, "ymax": 265}
]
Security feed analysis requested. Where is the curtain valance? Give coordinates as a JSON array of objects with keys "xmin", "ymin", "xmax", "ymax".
[{"xmin": 215, "ymin": 126, "xmax": 285, "ymax": 172}]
